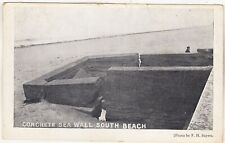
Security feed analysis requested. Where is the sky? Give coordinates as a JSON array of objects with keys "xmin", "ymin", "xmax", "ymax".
[{"xmin": 14, "ymin": 4, "xmax": 214, "ymax": 43}]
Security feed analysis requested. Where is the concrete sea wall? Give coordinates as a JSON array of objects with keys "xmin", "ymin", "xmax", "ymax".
[
  {"xmin": 140, "ymin": 53, "xmax": 212, "ymax": 67},
  {"xmin": 23, "ymin": 52, "xmax": 213, "ymax": 129},
  {"xmin": 101, "ymin": 66, "xmax": 212, "ymax": 129},
  {"xmin": 23, "ymin": 53, "xmax": 138, "ymax": 106}
]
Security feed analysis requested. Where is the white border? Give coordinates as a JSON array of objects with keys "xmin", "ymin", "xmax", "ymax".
[{"xmin": 1, "ymin": 2, "xmax": 224, "ymax": 143}]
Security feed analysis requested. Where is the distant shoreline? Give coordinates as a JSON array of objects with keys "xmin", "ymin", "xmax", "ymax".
[{"xmin": 14, "ymin": 25, "xmax": 212, "ymax": 49}]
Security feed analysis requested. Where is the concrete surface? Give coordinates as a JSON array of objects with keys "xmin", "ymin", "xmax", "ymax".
[
  {"xmin": 187, "ymin": 70, "xmax": 213, "ymax": 130},
  {"xmin": 45, "ymin": 77, "xmax": 102, "ymax": 106},
  {"xmin": 23, "ymin": 53, "xmax": 138, "ymax": 106},
  {"xmin": 101, "ymin": 66, "xmax": 212, "ymax": 129},
  {"xmin": 140, "ymin": 53, "xmax": 212, "ymax": 67}
]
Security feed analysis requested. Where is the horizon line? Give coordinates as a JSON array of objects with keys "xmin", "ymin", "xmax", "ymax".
[{"xmin": 15, "ymin": 24, "xmax": 213, "ymax": 48}]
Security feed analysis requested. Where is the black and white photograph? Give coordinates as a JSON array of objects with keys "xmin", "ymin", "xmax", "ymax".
[{"xmin": 2, "ymin": 2, "xmax": 224, "ymax": 142}]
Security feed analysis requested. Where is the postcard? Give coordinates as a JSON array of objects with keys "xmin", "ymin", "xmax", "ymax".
[{"xmin": 2, "ymin": 3, "xmax": 224, "ymax": 142}]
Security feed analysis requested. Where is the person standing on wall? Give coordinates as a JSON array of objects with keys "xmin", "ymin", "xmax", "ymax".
[{"xmin": 185, "ymin": 46, "xmax": 191, "ymax": 53}]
